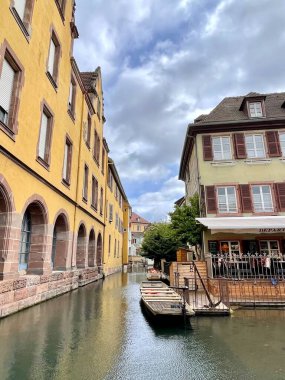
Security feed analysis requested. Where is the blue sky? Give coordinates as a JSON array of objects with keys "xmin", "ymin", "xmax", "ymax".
[{"xmin": 74, "ymin": 0, "xmax": 285, "ymax": 222}]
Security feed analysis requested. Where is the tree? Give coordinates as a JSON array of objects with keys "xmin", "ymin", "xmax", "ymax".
[
  {"xmin": 141, "ymin": 222, "xmax": 179, "ymax": 267},
  {"xmin": 169, "ymin": 193, "xmax": 204, "ymax": 252}
]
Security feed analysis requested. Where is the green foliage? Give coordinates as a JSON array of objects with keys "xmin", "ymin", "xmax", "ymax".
[
  {"xmin": 169, "ymin": 193, "xmax": 203, "ymax": 247},
  {"xmin": 141, "ymin": 222, "xmax": 179, "ymax": 266}
]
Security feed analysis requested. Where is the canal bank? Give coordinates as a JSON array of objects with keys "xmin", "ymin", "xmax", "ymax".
[{"xmin": 0, "ymin": 271, "xmax": 285, "ymax": 380}]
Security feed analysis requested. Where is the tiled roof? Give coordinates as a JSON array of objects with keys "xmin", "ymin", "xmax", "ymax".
[
  {"xmin": 80, "ymin": 69, "xmax": 99, "ymax": 93},
  {"xmin": 195, "ymin": 92, "xmax": 285, "ymax": 124},
  {"xmin": 130, "ymin": 212, "xmax": 150, "ymax": 224}
]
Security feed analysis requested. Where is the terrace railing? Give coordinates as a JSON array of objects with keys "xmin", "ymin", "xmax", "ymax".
[{"xmin": 209, "ymin": 253, "xmax": 285, "ymax": 281}]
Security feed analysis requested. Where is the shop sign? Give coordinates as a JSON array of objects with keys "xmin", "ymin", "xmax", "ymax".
[{"xmin": 259, "ymin": 228, "xmax": 285, "ymax": 233}]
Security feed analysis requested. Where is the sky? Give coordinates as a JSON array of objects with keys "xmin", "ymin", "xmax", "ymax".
[{"xmin": 74, "ymin": 0, "xmax": 285, "ymax": 222}]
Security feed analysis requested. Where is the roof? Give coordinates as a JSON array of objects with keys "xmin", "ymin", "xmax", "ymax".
[
  {"xmin": 174, "ymin": 196, "xmax": 185, "ymax": 207},
  {"xmin": 80, "ymin": 68, "xmax": 100, "ymax": 93},
  {"xmin": 108, "ymin": 157, "xmax": 129, "ymax": 203},
  {"xmin": 130, "ymin": 212, "xmax": 150, "ymax": 224},
  {"xmin": 195, "ymin": 92, "xmax": 285, "ymax": 125}
]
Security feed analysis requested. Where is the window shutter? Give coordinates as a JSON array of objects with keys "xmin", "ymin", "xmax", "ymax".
[
  {"xmin": 265, "ymin": 131, "xmax": 281, "ymax": 157},
  {"xmin": 206, "ymin": 186, "xmax": 216, "ymax": 214},
  {"xmin": 233, "ymin": 133, "xmax": 247, "ymax": 159},
  {"xmin": 239, "ymin": 184, "xmax": 252, "ymax": 213},
  {"xmin": 0, "ymin": 59, "xmax": 15, "ymax": 116},
  {"xmin": 202, "ymin": 135, "xmax": 213, "ymax": 161},
  {"xmin": 38, "ymin": 113, "xmax": 48, "ymax": 160},
  {"xmin": 48, "ymin": 40, "xmax": 56, "ymax": 76},
  {"xmin": 14, "ymin": 0, "xmax": 26, "ymax": 20},
  {"xmin": 274, "ymin": 183, "xmax": 285, "ymax": 211}
]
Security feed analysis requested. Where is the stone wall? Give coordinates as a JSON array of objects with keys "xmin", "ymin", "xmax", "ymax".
[{"xmin": 0, "ymin": 268, "xmax": 104, "ymax": 318}]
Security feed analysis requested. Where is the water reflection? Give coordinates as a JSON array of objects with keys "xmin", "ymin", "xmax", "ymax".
[{"xmin": 0, "ymin": 272, "xmax": 285, "ymax": 380}]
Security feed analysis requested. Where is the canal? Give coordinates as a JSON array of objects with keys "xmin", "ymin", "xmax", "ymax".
[{"xmin": 1, "ymin": 272, "xmax": 285, "ymax": 380}]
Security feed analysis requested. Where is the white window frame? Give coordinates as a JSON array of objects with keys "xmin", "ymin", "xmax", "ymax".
[
  {"xmin": 245, "ymin": 134, "xmax": 266, "ymax": 158},
  {"xmin": 248, "ymin": 102, "xmax": 263, "ymax": 118},
  {"xmin": 279, "ymin": 132, "xmax": 285, "ymax": 157},
  {"xmin": 212, "ymin": 136, "xmax": 232, "ymax": 161},
  {"xmin": 0, "ymin": 58, "xmax": 16, "ymax": 125},
  {"xmin": 252, "ymin": 185, "xmax": 273, "ymax": 213},
  {"xmin": 259, "ymin": 240, "xmax": 280, "ymax": 256},
  {"xmin": 217, "ymin": 186, "xmax": 238, "ymax": 213}
]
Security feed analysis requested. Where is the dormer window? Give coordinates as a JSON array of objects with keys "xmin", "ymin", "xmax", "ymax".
[{"xmin": 248, "ymin": 102, "xmax": 263, "ymax": 118}]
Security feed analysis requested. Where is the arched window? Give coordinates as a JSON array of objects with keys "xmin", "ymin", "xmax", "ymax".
[{"xmin": 19, "ymin": 210, "xmax": 32, "ymax": 271}]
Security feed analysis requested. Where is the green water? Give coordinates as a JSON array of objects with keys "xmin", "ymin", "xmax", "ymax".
[{"xmin": 0, "ymin": 272, "xmax": 285, "ymax": 380}]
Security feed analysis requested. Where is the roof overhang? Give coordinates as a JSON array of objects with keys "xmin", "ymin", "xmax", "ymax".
[{"xmin": 196, "ymin": 216, "xmax": 285, "ymax": 234}]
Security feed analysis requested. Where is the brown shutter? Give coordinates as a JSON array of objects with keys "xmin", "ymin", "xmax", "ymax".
[
  {"xmin": 200, "ymin": 185, "xmax": 206, "ymax": 217},
  {"xmin": 265, "ymin": 131, "xmax": 281, "ymax": 157},
  {"xmin": 239, "ymin": 184, "xmax": 252, "ymax": 213},
  {"xmin": 202, "ymin": 135, "xmax": 213, "ymax": 161},
  {"xmin": 233, "ymin": 133, "xmax": 247, "ymax": 159},
  {"xmin": 206, "ymin": 186, "xmax": 217, "ymax": 214},
  {"xmin": 274, "ymin": 183, "xmax": 285, "ymax": 211}
]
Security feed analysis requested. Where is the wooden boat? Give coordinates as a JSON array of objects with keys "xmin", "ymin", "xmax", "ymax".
[
  {"xmin": 146, "ymin": 269, "xmax": 161, "ymax": 281},
  {"xmin": 140, "ymin": 281, "xmax": 195, "ymax": 322}
]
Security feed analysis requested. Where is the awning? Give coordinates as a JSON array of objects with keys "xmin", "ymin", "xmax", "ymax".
[{"xmin": 196, "ymin": 216, "xmax": 285, "ymax": 234}]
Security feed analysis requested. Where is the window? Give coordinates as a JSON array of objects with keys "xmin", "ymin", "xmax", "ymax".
[
  {"xmin": 117, "ymin": 240, "xmax": 120, "ymax": 258},
  {"xmin": 259, "ymin": 241, "xmax": 279, "ymax": 256},
  {"xmin": 137, "ymin": 224, "xmax": 140, "ymax": 232},
  {"xmin": 62, "ymin": 137, "xmax": 72, "ymax": 184},
  {"xmin": 11, "ymin": 0, "xmax": 35, "ymax": 37},
  {"xmin": 108, "ymin": 235, "xmax": 111, "ymax": 256},
  {"xmin": 109, "ymin": 204, "xmax": 113, "ymax": 222},
  {"xmin": 47, "ymin": 31, "xmax": 60, "ymax": 87},
  {"xmin": 245, "ymin": 134, "xmax": 265, "ymax": 158},
  {"xmin": 102, "ymin": 148, "xmax": 105, "ymax": 174},
  {"xmin": 108, "ymin": 168, "xmax": 113, "ymax": 191},
  {"xmin": 0, "ymin": 59, "xmax": 15, "ymax": 126},
  {"xmin": 220, "ymin": 241, "xmax": 240, "ymax": 258},
  {"xmin": 115, "ymin": 213, "xmax": 118, "ymax": 229},
  {"xmin": 83, "ymin": 164, "xmax": 88, "ymax": 201},
  {"xmin": 93, "ymin": 130, "xmax": 100, "ymax": 164},
  {"xmin": 54, "ymin": 0, "xmax": 66, "ymax": 20},
  {"xmin": 97, "ymin": 97, "xmax": 101, "ymax": 119},
  {"xmin": 252, "ymin": 185, "xmax": 273, "ymax": 212},
  {"xmin": 68, "ymin": 76, "xmax": 76, "ymax": 118},
  {"xmin": 217, "ymin": 187, "xmax": 237, "ymax": 213},
  {"xmin": 91, "ymin": 176, "xmax": 98, "ymax": 210},
  {"xmin": 279, "ymin": 132, "xmax": 285, "ymax": 156},
  {"xmin": 37, "ymin": 106, "xmax": 53, "ymax": 166},
  {"xmin": 86, "ymin": 113, "xmax": 91, "ymax": 147},
  {"xmin": 0, "ymin": 49, "xmax": 23, "ymax": 134},
  {"xmin": 248, "ymin": 102, "xmax": 263, "ymax": 118},
  {"xmin": 100, "ymin": 187, "xmax": 103, "ymax": 215},
  {"xmin": 114, "ymin": 238, "xmax": 116, "ymax": 257},
  {"xmin": 212, "ymin": 136, "xmax": 231, "ymax": 160},
  {"xmin": 19, "ymin": 210, "xmax": 31, "ymax": 271}
]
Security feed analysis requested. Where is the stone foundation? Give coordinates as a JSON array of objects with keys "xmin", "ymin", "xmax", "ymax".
[{"xmin": 0, "ymin": 268, "xmax": 103, "ymax": 318}]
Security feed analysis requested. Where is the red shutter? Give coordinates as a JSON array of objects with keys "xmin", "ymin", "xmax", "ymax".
[
  {"xmin": 239, "ymin": 184, "xmax": 252, "ymax": 213},
  {"xmin": 233, "ymin": 133, "xmax": 247, "ymax": 159},
  {"xmin": 274, "ymin": 183, "xmax": 285, "ymax": 211},
  {"xmin": 206, "ymin": 186, "xmax": 217, "ymax": 214},
  {"xmin": 265, "ymin": 131, "xmax": 281, "ymax": 157},
  {"xmin": 202, "ymin": 135, "xmax": 213, "ymax": 161}
]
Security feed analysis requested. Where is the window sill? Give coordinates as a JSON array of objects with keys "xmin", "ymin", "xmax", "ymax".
[
  {"xmin": 251, "ymin": 211, "xmax": 278, "ymax": 216},
  {"xmin": 36, "ymin": 157, "xmax": 50, "ymax": 171},
  {"xmin": 216, "ymin": 213, "xmax": 242, "ymax": 217},
  {"xmin": 61, "ymin": 179, "xmax": 70, "ymax": 189},
  {"xmin": 211, "ymin": 160, "xmax": 236, "ymax": 167},
  {"xmin": 85, "ymin": 142, "xmax": 91, "ymax": 150},
  {"xmin": 10, "ymin": 7, "xmax": 31, "ymax": 41},
  {"xmin": 279, "ymin": 158, "xmax": 285, "ymax": 163},
  {"xmin": 0, "ymin": 121, "xmax": 16, "ymax": 141},
  {"xmin": 93, "ymin": 157, "xmax": 100, "ymax": 167},
  {"xmin": 82, "ymin": 197, "xmax": 88, "ymax": 204},
  {"xmin": 46, "ymin": 72, "xmax": 58, "ymax": 91},
  {"xmin": 67, "ymin": 109, "xmax": 75, "ymax": 123},
  {"xmin": 91, "ymin": 205, "xmax": 98, "ymax": 212},
  {"xmin": 244, "ymin": 158, "xmax": 271, "ymax": 165}
]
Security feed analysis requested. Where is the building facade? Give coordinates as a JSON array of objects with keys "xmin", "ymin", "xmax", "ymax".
[
  {"xmin": 0, "ymin": 0, "xmax": 129, "ymax": 317},
  {"xmin": 129, "ymin": 212, "xmax": 150, "ymax": 256},
  {"xmin": 179, "ymin": 92, "xmax": 285, "ymax": 259}
]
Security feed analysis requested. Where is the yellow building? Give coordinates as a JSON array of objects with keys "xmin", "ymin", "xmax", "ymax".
[
  {"xmin": 179, "ymin": 92, "xmax": 285, "ymax": 259},
  {"xmin": 0, "ymin": 0, "xmax": 129, "ymax": 288}
]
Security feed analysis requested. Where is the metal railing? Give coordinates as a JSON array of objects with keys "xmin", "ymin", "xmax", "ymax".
[{"xmin": 210, "ymin": 253, "xmax": 285, "ymax": 281}]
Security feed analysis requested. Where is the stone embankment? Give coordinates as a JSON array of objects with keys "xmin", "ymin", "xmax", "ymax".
[{"xmin": 0, "ymin": 269, "xmax": 103, "ymax": 318}]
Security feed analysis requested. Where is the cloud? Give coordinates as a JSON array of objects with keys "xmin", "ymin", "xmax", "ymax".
[{"xmin": 74, "ymin": 0, "xmax": 285, "ymax": 220}]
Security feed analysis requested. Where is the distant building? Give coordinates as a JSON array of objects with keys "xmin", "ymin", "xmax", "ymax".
[{"xmin": 129, "ymin": 212, "xmax": 151, "ymax": 256}]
